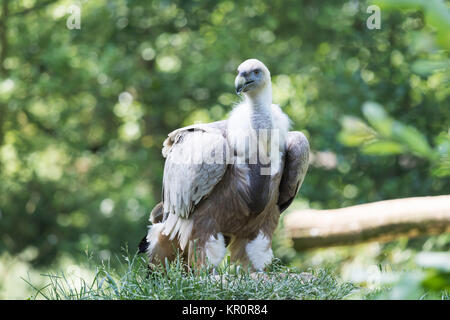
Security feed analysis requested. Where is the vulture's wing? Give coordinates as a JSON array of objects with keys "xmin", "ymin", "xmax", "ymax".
[
  {"xmin": 161, "ymin": 121, "xmax": 229, "ymax": 220},
  {"xmin": 278, "ymin": 131, "xmax": 310, "ymax": 213}
]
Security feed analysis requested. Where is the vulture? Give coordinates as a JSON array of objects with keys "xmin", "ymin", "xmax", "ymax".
[{"xmin": 139, "ymin": 59, "xmax": 309, "ymax": 271}]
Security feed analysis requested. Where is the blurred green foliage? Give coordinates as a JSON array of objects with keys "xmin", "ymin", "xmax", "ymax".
[
  {"xmin": 371, "ymin": 251, "xmax": 450, "ymax": 299},
  {"xmin": 341, "ymin": 0, "xmax": 450, "ymax": 177},
  {"xmin": 339, "ymin": 101, "xmax": 450, "ymax": 176},
  {"xmin": 0, "ymin": 0, "xmax": 448, "ymax": 277}
]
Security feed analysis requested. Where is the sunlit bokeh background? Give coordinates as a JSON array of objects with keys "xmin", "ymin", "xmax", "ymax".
[{"xmin": 0, "ymin": 0, "xmax": 448, "ymax": 299}]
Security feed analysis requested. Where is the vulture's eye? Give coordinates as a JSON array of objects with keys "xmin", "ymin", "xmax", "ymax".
[{"xmin": 254, "ymin": 70, "xmax": 260, "ymax": 75}]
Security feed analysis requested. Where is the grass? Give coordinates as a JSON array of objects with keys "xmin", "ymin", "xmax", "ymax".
[
  {"xmin": 23, "ymin": 253, "xmax": 357, "ymax": 300},
  {"xmin": 23, "ymin": 247, "xmax": 449, "ymax": 300}
]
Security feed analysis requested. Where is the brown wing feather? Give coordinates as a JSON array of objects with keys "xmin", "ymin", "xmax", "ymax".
[
  {"xmin": 278, "ymin": 131, "xmax": 310, "ymax": 213},
  {"xmin": 161, "ymin": 121, "xmax": 230, "ymax": 220}
]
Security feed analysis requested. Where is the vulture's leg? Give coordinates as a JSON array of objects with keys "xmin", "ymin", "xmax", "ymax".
[
  {"xmin": 187, "ymin": 233, "xmax": 227, "ymax": 270},
  {"xmin": 246, "ymin": 231, "xmax": 274, "ymax": 271},
  {"xmin": 228, "ymin": 237, "xmax": 251, "ymax": 269},
  {"xmin": 229, "ymin": 231, "xmax": 274, "ymax": 271}
]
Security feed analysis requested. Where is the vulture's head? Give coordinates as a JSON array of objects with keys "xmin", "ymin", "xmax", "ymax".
[{"xmin": 235, "ymin": 59, "xmax": 271, "ymax": 96}]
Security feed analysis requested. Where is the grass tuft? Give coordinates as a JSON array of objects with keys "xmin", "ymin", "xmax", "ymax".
[{"xmin": 25, "ymin": 253, "xmax": 357, "ymax": 300}]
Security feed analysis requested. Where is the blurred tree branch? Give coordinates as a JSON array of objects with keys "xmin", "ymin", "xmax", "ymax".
[{"xmin": 285, "ymin": 195, "xmax": 450, "ymax": 250}]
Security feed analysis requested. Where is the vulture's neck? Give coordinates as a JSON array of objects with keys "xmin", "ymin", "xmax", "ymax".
[
  {"xmin": 244, "ymin": 84, "xmax": 273, "ymax": 130},
  {"xmin": 227, "ymin": 83, "xmax": 274, "ymax": 153}
]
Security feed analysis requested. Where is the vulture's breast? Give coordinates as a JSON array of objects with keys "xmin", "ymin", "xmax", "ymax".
[
  {"xmin": 230, "ymin": 158, "xmax": 284, "ymax": 217},
  {"xmin": 245, "ymin": 164, "xmax": 273, "ymax": 215}
]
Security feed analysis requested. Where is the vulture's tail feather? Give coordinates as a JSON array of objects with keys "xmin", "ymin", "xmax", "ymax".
[
  {"xmin": 138, "ymin": 202, "xmax": 164, "ymax": 254},
  {"xmin": 138, "ymin": 235, "xmax": 149, "ymax": 254},
  {"xmin": 142, "ymin": 223, "xmax": 179, "ymax": 266},
  {"xmin": 140, "ymin": 203, "xmax": 194, "ymax": 271}
]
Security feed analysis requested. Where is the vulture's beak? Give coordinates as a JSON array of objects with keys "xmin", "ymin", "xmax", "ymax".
[{"xmin": 235, "ymin": 75, "xmax": 254, "ymax": 95}]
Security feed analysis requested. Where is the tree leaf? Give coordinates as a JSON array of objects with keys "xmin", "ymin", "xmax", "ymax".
[
  {"xmin": 362, "ymin": 140, "xmax": 405, "ymax": 155},
  {"xmin": 362, "ymin": 102, "xmax": 393, "ymax": 137},
  {"xmin": 391, "ymin": 122, "xmax": 434, "ymax": 158}
]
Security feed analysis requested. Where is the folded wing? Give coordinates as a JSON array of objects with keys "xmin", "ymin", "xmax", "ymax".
[
  {"xmin": 278, "ymin": 131, "xmax": 310, "ymax": 213},
  {"xmin": 162, "ymin": 121, "xmax": 229, "ymax": 220}
]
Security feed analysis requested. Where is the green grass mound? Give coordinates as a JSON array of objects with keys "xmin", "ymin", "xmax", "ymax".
[{"xmin": 25, "ymin": 255, "xmax": 356, "ymax": 300}]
